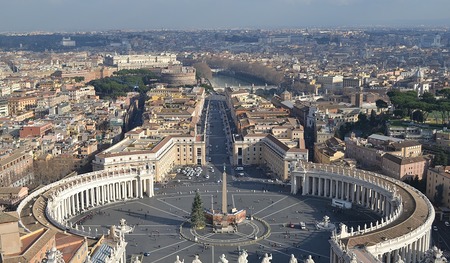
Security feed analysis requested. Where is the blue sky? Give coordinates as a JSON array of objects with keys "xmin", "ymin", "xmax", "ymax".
[{"xmin": 1, "ymin": 0, "xmax": 450, "ymax": 32}]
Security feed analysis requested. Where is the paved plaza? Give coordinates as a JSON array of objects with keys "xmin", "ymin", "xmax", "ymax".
[{"xmin": 72, "ymin": 179, "xmax": 380, "ymax": 263}]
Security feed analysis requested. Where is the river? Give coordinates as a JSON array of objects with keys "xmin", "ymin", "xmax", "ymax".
[{"xmin": 209, "ymin": 73, "xmax": 265, "ymax": 89}]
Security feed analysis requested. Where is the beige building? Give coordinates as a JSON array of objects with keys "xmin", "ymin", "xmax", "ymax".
[
  {"xmin": 346, "ymin": 134, "xmax": 427, "ymax": 181},
  {"xmin": 104, "ymin": 53, "xmax": 180, "ymax": 70},
  {"xmin": 92, "ymin": 131, "xmax": 205, "ymax": 182},
  {"xmin": 8, "ymin": 96, "xmax": 37, "ymax": 115},
  {"xmin": 232, "ymin": 134, "xmax": 307, "ymax": 180},
  {"xmin": 436, "ymin": 130, "xmax": 450, "ymax": 149},
  {"xmin": 381, "ymin": 153, "xmax": 427, "ymax": 180},
  {"xmin": 427, "ymin": 166, "xmax": 450, "ymax": 208},
  {"xmin": 0, "ymin": 149, "xmax": 34, "ymax": 187},
  {"xmin": 314, "ymin": 137, "xmax": 345, "ymax": 164}
]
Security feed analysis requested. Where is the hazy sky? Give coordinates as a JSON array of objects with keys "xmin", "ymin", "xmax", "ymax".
[{"xmin": 1, "ymin": 0, "xmax": 450, "ymax": 32}]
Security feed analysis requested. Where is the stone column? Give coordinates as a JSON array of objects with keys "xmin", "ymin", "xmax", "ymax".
[
  {"xmin": 70, "ymin": 195, "xmax": 74, "ymax": 215},
  {"xmin": 111, "ymin": 183, "xmax": 115, "ymax": 201},
  {"xmin": 312, "ymin": 176, "xmax": 316, "ymax": 196},
  {"xmin": 406, "ymin": 243, "xmax": 412, "ymax": 263},
  {"xmin": 90, "ymin": 188, "xmax": 94, "ymax": 207},
  {"xmin": 110, "ymin": 183, "xmax": 114, "ymax": 201},
  {"xmin": 301, "ymin": 175, "xmax": 306, "ymax": 195},
  {"xmin": 317, "ymin": 177, "xmax": 321, "ymax": 196},
  {"xmin": 386, "ymin": 251, "xmax": 391, "ymax": 263},
  {"xmin": 138, "ymin": 178, "xmax": 143, "ymax": 198},
  {"xmin": 106, "ymin": 184, "xmax": 110, "ymax": 203},
  {"xmin": 412, "ymin": 240, "xmax": 417, "ymax": 262},
  {"xmin": 147, "ymin": 176, "xmax": 154, "ymax": 197},
  {"xmin": 335, "ymin": 180, "xmax": 339, "ymax": 199},
  {"xmin": 81, "ymin": 190, "xmax": 85, "ymax": 211},
  {"xmin": 356, "ymin": 185, "xmax": 360, "ymax": 204},
  {"xmin": 73, "ymin": 193, "xmax": 78, "ymax": 213},
  {"xmin": 291, "ymin": 174, "xmax": 297, "ymax": 194}
]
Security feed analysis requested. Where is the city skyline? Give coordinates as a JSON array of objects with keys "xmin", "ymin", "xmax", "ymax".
[{"xmin": 1, "ymin": 0, "xmax": 450, "ymax": 32}]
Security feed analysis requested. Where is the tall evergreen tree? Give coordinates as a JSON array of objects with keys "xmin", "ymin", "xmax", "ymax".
[{"xmin": 191, "ymin": 191, "xmax": 206, "ymax": 229}]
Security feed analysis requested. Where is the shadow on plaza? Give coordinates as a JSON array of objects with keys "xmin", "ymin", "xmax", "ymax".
[
  {"xmin": 230, "ymin": 181, "xmax": 292, "ymax": 193},
  {"xmin": 114, "ymin": 209, "xmax": 185, "ymax": 226}
]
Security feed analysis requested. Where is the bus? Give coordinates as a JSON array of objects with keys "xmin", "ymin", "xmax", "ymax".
[{"xmin": 331, "ymin": 199, "xmax": 352, "ymax": 209}]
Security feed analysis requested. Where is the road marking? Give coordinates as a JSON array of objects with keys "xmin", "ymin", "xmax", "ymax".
[
  {"xmin": 261, "ymin": 202, "xmax": 300, "ymax": 219},
  {"xmin": 137, "ymin": 201, "xmax": 185, "ymax": 219},
  {"xmin": 157, "ymin": 198, "xmax": 191, "ymax": 214},
  {"xmin": 253, "ymin": 196, "xmax": 288, "ymax": 215}
]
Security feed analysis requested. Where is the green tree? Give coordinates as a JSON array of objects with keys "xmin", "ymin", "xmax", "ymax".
[
  {"xmin": 190, "ymin": 191, "xmax": 206, "ymax": 229},
  {"xmin": 358, "ymin": 113, "xmax": 368, "ymax": 125},
  {"xmin": 420, "ymin": 92, "xmax": 436, "ymax": 104},
  {"xmin": 370, "ymin": 109, "xmax": 377, "ymax": 125},
  {"xmin": 434, "ymin": 184, "xmax": 444, "ymax": 206},
  {"xmin": 375, "ymin": 99, "xmax": 388, "ymax": 110},
  {"xmin": 412, "ymin": 110, "xmax": 424, "ymax": 123},
  {"xmin": 437, "ymin": 88, "xmax": 450, "ymax": 99},
  {"xmin": 434, "ymin": 149, "xmax": 448, "ymax": 166}
]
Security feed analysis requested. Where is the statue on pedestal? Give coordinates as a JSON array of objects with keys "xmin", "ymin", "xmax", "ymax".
[
  {"xmin": 192, "ymin": 255, "xmax": 202, "ymax": 263},
  {"xmin": 218, "ymin": 254, "xmax": 228, "ymax": 263},
  {"xmin": 289, "ymin": 254, "xmax": 298, "ymax": 263},
  {"xmin": 174, "ymin": 255, "xmax": 184, "ymax": 263},
  {"xmin": 261, "ymin": 253, "xmax": 272, "ymax": 263},
  {"xmin": 238, "ymin": 250, "xmax": 248, "ymax": 263},
  {"xmin": 304, "ymin": 255, "xmax": 315, "ymax": 263}
]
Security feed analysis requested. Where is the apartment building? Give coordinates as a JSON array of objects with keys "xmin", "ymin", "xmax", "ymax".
[
  {"xmin": 0, "ymin": 149, "xmax": 34, "ymax": 187},
  {"xmin": 381, "ymin": 153, "xmax": 427, "ymax": 180},
  {"xmin": 19, "ymin": 122, "xmax": 53, "ymax": 138},
  {"xmin": 436, "ymin": 129, "xmax": 450, "ymax": 149},
  {"xmin": 232, "ymin": 133, "xmax": 308, "ymax": 180},
  {"xmin": 92, "ymin": 130, "xmax": 205, "ymax": 182},
  {"xmin": 8, "ymin": 96, "xmax": 37, "ymax": 115},
  {"xmin": 314, "ymin": 137, "xmax": 345, "ymax": 164},
  {"xmin": 346, "ymin": 134, "xmax": 427, "ymax": 181},
  {"xmin": 427, "ymin": 166, "xmax": 450, "ymax": 208}
]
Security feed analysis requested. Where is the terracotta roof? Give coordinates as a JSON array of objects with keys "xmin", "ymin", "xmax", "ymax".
[
  {"xmin": 265, "ymin": 134, "xmax": 289, "ymax": 152},
  {"xmin": 0, "ymin": 187, "xmax": 26, "ymax": 195},
  {"xmin": 390, "ymin": 140, "xmax": 421, "ymax": 149},
  {"xmin": 383, "ymin": 153, "xmax": 425, "ymax": 165},
  {"xmin": 287, "ymin": 148, "xmax": 308, "ymax": 153}
]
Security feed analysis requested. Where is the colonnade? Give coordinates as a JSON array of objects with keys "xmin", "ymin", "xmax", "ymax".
[
  {"xmin": 301, "ymin": 175, "xmax": 394, "ymax": 216},
  {"xmin": 51, "ymin": 176, "xmax": 153, "ymax": 223},
  {"xmin": 290, "ymin": 161, "xmax": 434, "ymax": 263},
  {"xmin": 32, "ymin": 168, "xmax": 155, "ymax": 238},
  {"xmin": 378, "ymin": 231, "xmax": 431, "ymax": 263}
]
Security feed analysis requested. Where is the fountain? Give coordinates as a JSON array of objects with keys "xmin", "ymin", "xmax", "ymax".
[{"xmin": 315, "ymin": 215, "xmax": 336, "ymax": 231}]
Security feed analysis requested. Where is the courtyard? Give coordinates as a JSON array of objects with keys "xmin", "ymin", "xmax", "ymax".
[{"xmin": 72, "ymin": 180, "xmax": 380, "ymax": 263}]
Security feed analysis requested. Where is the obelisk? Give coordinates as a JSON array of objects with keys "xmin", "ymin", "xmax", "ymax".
[{"xmin": 222, "ymin": 163, "xmax": 227, "ymax": 214}]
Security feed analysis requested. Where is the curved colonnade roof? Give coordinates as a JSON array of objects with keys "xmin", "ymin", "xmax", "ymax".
[{"xmin": 345, "ymin": 182, "xmax": 428, "ymax": 248}]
